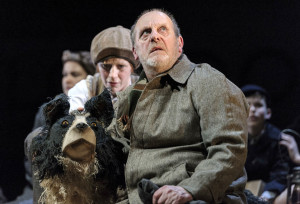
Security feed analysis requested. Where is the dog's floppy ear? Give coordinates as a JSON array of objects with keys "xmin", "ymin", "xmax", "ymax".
[
  {"xmin": 43, "ymin": 93, "xmax": 70, "ymax": 126},
  {"xmin": 85, "ymin": 88, "xmax": 114, "ymax": 127}
]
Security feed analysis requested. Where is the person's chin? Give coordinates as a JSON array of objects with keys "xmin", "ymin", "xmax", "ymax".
[
  {"xmin": 155, "ymin": 54, "xmax": 168, "ymax": 61},
  {"xmin": 111, "ymin": 87, "xmax": 121, "ymax": 94},
  {"xmin": 147, "ymin": 56, "xmax": 168, "ymax": 68},
  {"xmin": 63, "ymin": 88, "xmax": 69, "ymax": 95},
  {"xmin": 248, "ymin": 121, "xmax": 264, "ymax": 129},
  {"xmin": 247, "ymin": 120, "xmax": 257, "ymax": 126}
]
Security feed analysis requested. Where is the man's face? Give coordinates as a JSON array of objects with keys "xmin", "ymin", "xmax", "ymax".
[
  {"xmin": 246, "ymin": 94, "xmax": 271, "ymax": 130},
  {"xmin": 98, "ymin": 58, "xmax": 133, "ymax": 96},
  {"xmin": 132, "ymin": 11, "xmax": 183, "ymax": 76}
]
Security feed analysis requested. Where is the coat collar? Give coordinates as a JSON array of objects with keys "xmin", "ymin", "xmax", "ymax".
[
  {"xmin": 137, "ymin": 54, "xmax": 196, "ymax": 85},
  {"xmin": 116, "ymin": 54, "xmax": 196, "ymax": 111},
  {"xmin": 166, "ymin": 54, "xmax": 196, "ymax": 85}
]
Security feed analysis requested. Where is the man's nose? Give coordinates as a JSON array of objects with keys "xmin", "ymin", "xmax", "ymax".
[
  {"xmin": 109, "ymin": 66, "xmax": 118, "ymax": 78},
  {"xmin": 249, "ymin": 105, "xmax": 256, "ymax": 112},
  {"xmin": 150, "ymin": 30, "xmax": 160, "ymax": 42}
]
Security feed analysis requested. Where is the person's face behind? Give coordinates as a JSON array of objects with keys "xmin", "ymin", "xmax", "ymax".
[
  {"xmin": 132, "ymin": 11, "xmax": 183, "ymax": 77},
  {"xmin": 246, "ymin": 94, "xmax": 271, "ymax": 131},
  {"xmin": 98, "ymin": 58, "xmax": 133, "ymax": 96},
  {"xmin": 62, "ymin": 61, "xmax": 88, "ymax": 95}
]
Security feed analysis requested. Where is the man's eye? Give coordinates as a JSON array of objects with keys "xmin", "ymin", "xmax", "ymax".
[
  {"xmin": 144, "ymin": 30, "xmax": 151, "ymax": 34},
  {"xmin": 118, "ymin": 65, "xmax": 125, "ymax": 69},
  {"xmin": 100, "ymin": 64, "xmax": 112, "ymax": 71},
  {"xmin": 140, "ymin": 29, "xmax": 151, "ymax": 39},
  {"xmin": 159, "ymin": 26, "xmax": 168, "ymax": 35},
  {"xmin": 61, "ymin": 120, "xmax": 69, "ymax": 127},
  {"xmin": 160, "ymin": 26, "xmax": 166, "ymax": 31},
  {"xmin": 255, "ymin": 104, "xmax": 263, "ymax": 108}
]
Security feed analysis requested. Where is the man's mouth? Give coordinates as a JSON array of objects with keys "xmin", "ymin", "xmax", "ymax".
[
  {"xmin": 150, "ymin": 47, "xmax": 163, "ymax": 53},
  {"xmin": 249, "ymin": 116, "xmax": 257, "ymax": 121},
  {"xmin": 108, "ymin": 82, "xmax": 119, "ymax": 87}
]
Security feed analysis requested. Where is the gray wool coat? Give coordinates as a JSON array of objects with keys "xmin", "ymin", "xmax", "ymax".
[{"xmin": 109, "ymin": 55, "xmax": 249, "ymax": 204}]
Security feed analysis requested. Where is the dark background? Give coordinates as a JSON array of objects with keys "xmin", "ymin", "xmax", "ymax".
[{"xmin": 1, "ymin": 0, "xmax": 300, "ymax": 201}]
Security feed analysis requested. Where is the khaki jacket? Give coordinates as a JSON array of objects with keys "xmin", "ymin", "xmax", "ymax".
[{"xmin": 109, "ymin": 55, "xmax": 249, "ymax": 203}]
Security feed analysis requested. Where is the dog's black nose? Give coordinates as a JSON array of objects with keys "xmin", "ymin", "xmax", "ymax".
[{"xmin": 76, "ymin": 122, "xmax": 87, "ymax": 130}]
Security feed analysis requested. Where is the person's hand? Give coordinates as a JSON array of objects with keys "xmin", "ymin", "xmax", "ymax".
[
  {"xmin": 259, "ymin": 196, "xmax": 269, "ymax": 202},
  {"xmin": 152, "ymin": 185, "xmax": 193, "ymax": 204},
  {"xmin": 77, "ymin": 107, "xmax": 84, "ymax": 112},
  {"xmin": 280, "ymin": 133, "xmax": 300, "ymax": 164},
  {"xmin": 259, "ymin": 190, "xmax": 276, "ymax": 202}
]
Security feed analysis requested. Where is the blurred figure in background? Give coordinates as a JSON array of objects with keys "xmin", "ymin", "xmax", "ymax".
[
  {"xmin": 274, "ymin": 116, "xmax": 300, "ymax": 203},
  {"xmin": 280, "ymin": 116, "xmax": 300, "ymax": 169},
  {"xmin": 241, "ymin": 84, "xmax": 289, "ymax": 202},
  {"xmin": 32, "ymin": 50, "xmax": 96, "ymax": 129}
]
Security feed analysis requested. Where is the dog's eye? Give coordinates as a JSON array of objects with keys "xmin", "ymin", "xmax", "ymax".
[
  {"xmin": 91, "ymin": 122, "xmax": 97, "ymax": 127},
  {"xmin": 61, "ymin": 120, "xmax": 69, "ymax": 127}
]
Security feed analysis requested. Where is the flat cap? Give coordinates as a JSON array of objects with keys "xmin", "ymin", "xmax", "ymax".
[
  {"xmin": 241, "ymin": 84, "xmax": 271, "ymax": 106},
  {"xmin": 90, "ymin": 26, "xmax": 139, "ymax": 69},
  {"xmin": 241, "ymin": 84, "xmax": 269, "ymax": 97}
]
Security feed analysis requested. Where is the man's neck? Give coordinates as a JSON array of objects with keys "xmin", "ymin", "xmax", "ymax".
[
  {"xmin": 143, "ymin": 55, "xmax": 182, "ymax": 81},
  {"xmin": 144, "ymin": 69, "xmax": 157, "ymax": 81},
  {"xmin": 248, "ymin": 124, "xmax": 265, "ymax": 139},
  {"xmin": 144, "ymin": 67, "xmax": 170, "ymax": 81}
]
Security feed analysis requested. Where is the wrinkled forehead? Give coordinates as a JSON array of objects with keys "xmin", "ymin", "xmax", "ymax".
[{"xmin": 135, "ymin": 11, "xmax": 173, "ymax": 32}]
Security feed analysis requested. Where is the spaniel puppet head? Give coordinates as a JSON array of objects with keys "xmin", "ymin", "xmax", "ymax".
[{"xmin": 31, "ymin": 89, "xmax": 125, "ymax": 204}]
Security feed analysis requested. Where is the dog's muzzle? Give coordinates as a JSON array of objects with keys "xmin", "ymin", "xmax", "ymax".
[{"xmin": 62, "ymin": 122, "xmax": 96, "ymax": 163}]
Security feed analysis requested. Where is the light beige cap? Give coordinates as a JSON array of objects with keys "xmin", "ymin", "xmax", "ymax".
[{"xmin": 90, "ymin": 25, "xmax": 139, "ymax": 69}]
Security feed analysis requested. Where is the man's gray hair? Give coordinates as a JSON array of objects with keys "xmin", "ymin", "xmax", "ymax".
[{"xmin": 130, "ymin": 8, "xmax": 181, "ymax": 46}]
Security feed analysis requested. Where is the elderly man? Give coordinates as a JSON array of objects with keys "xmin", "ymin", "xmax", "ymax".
[{"xmin": 110, "ymin": 9, "xmax": 249, "ymax": 204}]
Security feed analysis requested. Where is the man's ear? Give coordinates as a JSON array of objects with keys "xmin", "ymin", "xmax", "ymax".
[
  {"xmin": 132, "ymin": 47, "xmax": 139, "ymax": 60},
  {"xmin": 178, "ymin": 36, "xmax": 184, "ymax": 54},
  {"xmin": 266, "ymin": 108, "xmax": 272, "ymax": 120}
]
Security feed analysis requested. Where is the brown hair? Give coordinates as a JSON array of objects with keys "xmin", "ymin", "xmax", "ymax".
[{"xmin": 62, "ymin": 50, "xmax": 96, "ymax": 75}]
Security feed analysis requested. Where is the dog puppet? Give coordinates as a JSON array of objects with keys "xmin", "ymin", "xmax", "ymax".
[{"xmin": 30, "ymin": 89, "xmax": 126, "ymax": 204}]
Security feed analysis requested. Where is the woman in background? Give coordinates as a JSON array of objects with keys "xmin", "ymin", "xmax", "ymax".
[{"xmin": 32, "ymin": 50, "xmax": 96, "ymax": 129}]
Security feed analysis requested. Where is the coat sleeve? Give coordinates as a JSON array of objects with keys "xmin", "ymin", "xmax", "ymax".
[{"xmin": 177, "ymin": 65, "xmax": 249, "ymax": 202}]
